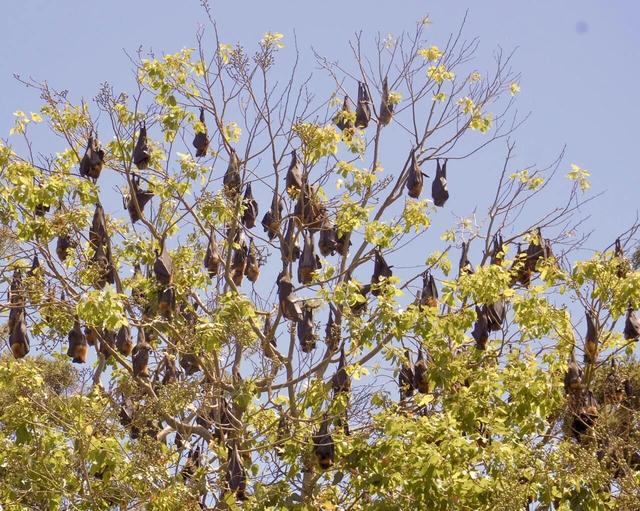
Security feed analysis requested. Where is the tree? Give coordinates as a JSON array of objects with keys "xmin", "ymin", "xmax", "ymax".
[{"xmin": 1, "ymin": 10, "xmax": 640, "ymax": 510}]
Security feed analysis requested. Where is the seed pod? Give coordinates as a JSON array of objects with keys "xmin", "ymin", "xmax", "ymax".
[
  {"xmin": 277, "ymin": 272, "xmax": 302, "ymax": 322},
  {"xmin": 298, "ymin": 233, "xmax": 320, "ymax": 285},
  {"xmin": 571, "ymin": 390, "xmax": 599, "ymax": 441},
  {"xmin": 378, "ymin": 76, "xmax": 394, "ymax": 126},
  {"xmin": 324, "ymin": 309, "xmax": 341, "ymax": 352},
  {"xmin": 261, "ymin": 193, "xmax": 284, "ymax": 240},
  {"xmin": 223, "ymin": 149, "xmax": 242, "ymax": 199},
  {"xmin": 332, "ymin": 346, "xmax": 351, "ymax": 395},
  {"xmin": 420, "ymin": 271, "xmax": 438, "ymax": 307},
  {"xmin": 489, "ymin": 234, "xmax": 505, "ymax": 266},
  {"xmin": 9, "ymin": 311, "xmax": 29, "ymax": 359},
  {"xmin": 132, "ymin": 123, "xmax": 150, "ymax": 170},
  {"xmin": 472, "ymin": 306, "xmax": 490, "ymax": 350},
  {"xmin": 413, "ymin": 348, "xmax": 429, "ymax": 394},
  {"xmin": 624, "ymin": 307, "xmax": 640, "ymax": 340},
  {"xmin": 584, "ymin": 310, "xmax": 598, "ymax": 364},
  {"xmin": 318, "ymin": 217, "xmax": 338, "ymax": 256},
  {"xmin": 56, "ymin": 234, "xmax": 74, "ymax": 262},
  {"xmin": 564, "ymin": 353, "xmax": 583, "ymax": 394},
  {"xmin": 241, "ymin": 183, "xmax": 258, "ymax": 228},
  {"xmin": 285, "ymin": 150, "xmax": 303, "ymax": 196},
  {"xmin": 510, "ymin": 243, "xmax": 531, "ymax": 287},
  {"xmin": 180, "ymin": 353, "xmax": 201, "ymax": 376},
  {"xmin": 334, "ymin": 96, "xmax": 354, "ymax": 132},
  {"xmin": 181, "ymin": 446, "xmax": 201, "ymax": 482},
  {"xmin": 204, "ymin": 228, "xmax": 221, "ymax": 277},
  {"xmin": 431, "ymin": 159, "xmax": 449, "ymax": 207},
  {"xmin": 458, "ymin": 241, "xmax": 473, "ymax": 277},
  {"xmin": 116, "ymin": 325, "xmax": 133, "ymax": 356},
  {"xmin": 406, "ymin": 151, "xmax": 424, "ymax": 199},
  {"xmin": 297, "ymin": 305, "xmax": 316, "ymax": 353},
  {"xmin": 226, "ymin": 443, "xmax": 247, "ymax": 501},
  {"xmin": 67, "ymin": 318, "xmax": 88, "ymax": 364},
  {"xmin": 192, "ymin": 108, "xmax": 209, "ymax": 157},
  {"xmin": 231, "ymin": 242, "xmax": 248, "ymax": 286},
  {"xmin": 89, "ymin": 204, "xmax": 107, "ymax": 248},
  {"xmin": 132, "ymin": 332, "xmax": 151, "ymax": 378},
  {"xmin": 126, "ymin": 174, "xmax": 154, "ymax": 224},
  {"xmin": 245, "ymin": 238, "xmax": 260, "ymax": 283},
  {"xmin": 399, "ymin": 349, "xmax": 415, "ymax": 400},
  {"xmin": 153, "ymin": 247, "xmax": 172, "ymax": 286},
  {"xmin": 79, "ymin": 133, "xmax": 106, "ymax": 180},
  {"xmin": 484, "ymin": 301, "xmax": 506, "ymax": 332},
  {"xmin": 313, "ymin": 417, "xmax": 335, "ymax": 469},
  {"xmin": 355, "ymin": 81, "xmax": 371, "ymax": 129},
  {"xmin": 371, "ymin": 249, "xmax": 393, "ymax": 297}
]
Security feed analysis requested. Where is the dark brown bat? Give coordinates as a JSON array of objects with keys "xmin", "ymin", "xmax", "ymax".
[
  {"xmin": 158, "ymin": 287, "xmax": 175, "ymax": 318},
  {"xmin": 313, "ymin": 417, "xmax": 335, "ymax": 469},
  {"xmin": 355, "ymin": 81, "xmax": 371, "ymax": 129},
  {"xmin": 489, "ymin": 234, "xmax": 505, "ymax": 266},
  {"xmin": 406, "ymin": 150, "xmax": 425, "ymax": 199},
  {"xmin": 67, "ymin": 318, "xmax": 88, "ymax": 364},
  {"xmin": 614, "ymin": 237, "xmax": 629, "ymax": 278},
  {"xmin": 161, "ymin": 355, "xmax": 179, "ymax": 385},
  {"xmin": 56, "ymin": 234, "xmax": 74, "ymax": 262},
  {"xmin": 153, "ymin": 246, "xmax": 173, "ymax": 286},
  {"xmin": 180, "ymin": 353, "xmax": 201, "ymax": 376},
  {"xmin": 335, "ymin": 230, "xmax": 351, "ymax": 257},
  {"xmin": 458, "ymin": 241, "xmax": 473, "ymax": 277},
  {"xmin": 89, "ymin": 204, "xmax": 107, "ymax": 248},
  {"xmin": 230, "ymin": 241, "xmax": 248, "ymax": 286},
  {"xmin": 92, "ymin": 242, "xmax": 115, "ymax": 289},
  {"xmin": 223, "ymin": 149, "xmax": 242, "ymax": 199},
  {"xmin": 298, "ymin": 233, "xmax": 320, "ymax": 285},
  {"xmin": 285, "ymin": 150, "xmax": 303, "ymax": 195},
  {"xmin": 335, "ymin": 96, "xmax": 354, "ymax": 132},
  {"xmin": 241, "ymin": 183, "xmax": 258, "ymax": 228},
  {"xmin": 9, "ymin": 269, "xmax": 24, "ymax": 306},
  {"xmin": 204, "ymin": 228, "xmax": 221, "ymax": 277},
  {"xmin": 399, "ymin": 349, "xmax": 415, "ymax": 400},
  {"xmin": 9, "ymin": 310, "xmax": 29, "ymax": 359},
  {"xmin": 348, "ymin": 276, "xmax": 370, "ymax": 316},
  {"xmin": 98, "ymin": 329, "xmax": 116, "ymax": 359},
  {"xmin": 378, "ymin": 76, "xmax": 394, "ymax": 126},
  {"xmin": 275, "ymin": 412, "xmax": 289, "ymax": 457},
  {"xmin": 126, "ymin": 174, "xmax": 154, "ymax": 224},
  {"xmin": 262, "ymin": 315, "xmax": 278, "ymax": 359},
  {"xmin": 420, "ymin": 271, "xmax": 438, "ymax": 307},
  {"xmin": 192, "ymin": 107, "xmax": 209, "ymax": 157},
  {"xmin": 564, "ymin": 352, "xmax": 582, "ymax": 395},
  {"xmin": 318, "ymin": 217, "xmax": 338, "ymax": 256},
  {"xmin": 261, "ymin": 193, "xmax": 284, "ymax": 240},
  {"xmin": 472, "ymin": 306, "xmax": 489, "ymax": 350},
  {"xmin": 297, "ymin": 305, "xmax": 317, "ymax": 353},
  {"xmin": 132, "ymin": 332, "xmax": 151, "ymax": 378},
  {"xmin": 116, "ymin": 325, "xmax": 133, "ymax": 356},
  {"xmin": 332, "ymin": 346, "xmax": 351, "ymax": 395},
  {"xmin": 324, "ymin": 309, "xmax": 341, "ymax": 352},
  {"xmin": 294, "ymin": 185, "xmax": 326, "ymax": 233},
  {"xmin": 484, "ymin": 301, "xmax": 506, "ymax": 331},
  {"xmin": 371, "ymin": 249, "xmax": 393, "ymax": 296},
  {"xmin": 413, "ymin": 348, "xmax": 429, "ymax": 394},
  {"xmin": 624, "ymin": 307, "xmax": 640, "ymax": 340},
  {"xmin": 226, "ymin": 443, "xmax": 247, "ymax": 500},
  {"xmin": 132, "ymin": 123, "xmax": 150, "ymax": 170},
  {"xmin": 245, "ymin": 238, "xmax": 260, "ymax": 283},
  {"xmin": 431, "ymin": 159, "xmax": 449, "ymax": 207},
  {"xmin": 584, "ymin": 309, "xmax": 598, "ymax": 364},
  {"xmin": 85, "ymin": 326, "xmax": 98, "ymax": 347},
  {"xmin": 277, "ymin": 271, "xmax": 302, "ymax": 322},
  {"xmin": 510, "ymin": 243, "xmax": 531, "ymax": 287},
  {"xmin": 79, "ymin": 133, "xmax": 106, "ymax": 180},
  {"xmin": 525, "ymin": 227, "xmax": 547, "ymax": 272},
  {"xmin": 34, "ymin": 201, "xmax": 50, "ymax": 217},
  {"xmin": 181, "ymin": 446, "xmax": 201, "ymax": 482},
  {"xmin": 571, "ymin": 390, "xmax": 598, "ymax": 441}
]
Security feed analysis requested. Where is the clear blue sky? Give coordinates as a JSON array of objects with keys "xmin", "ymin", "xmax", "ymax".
[{"xmin": 1, "ymin": 0, "xmax": 638, "ymax": 252}]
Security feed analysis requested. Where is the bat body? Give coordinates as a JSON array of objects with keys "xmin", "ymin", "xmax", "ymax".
[
  {"xmin": 132, "ymin": 124, "xmax": 150, "ymax": 170},
  {"xmin": 431, "ymin": 159, "xmax": 449, "ymax": 207},
  {"xmin": 67, "ymin": 319, "xmax": 88, "ymax": 364},
  {"xmin": 242, "ymin": 184, "xmax": 258, "ymax": 228},
  {"xmin": 192, "ymin": 108, "xmax": 209, "ymax": 157},
  {"xmin": 378, "ymin": 76, "xmax": 394, "ymax": 126},
  {"xmin": 355, "ymin": 81, "xmax": 371, "ymax": 129},
  {"xmin": 223, "ymin": 149, "xmax": 242, "ymax": 199}
]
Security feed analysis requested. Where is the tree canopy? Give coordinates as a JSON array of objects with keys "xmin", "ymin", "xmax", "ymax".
[{"xmin": 2, "ymin": 11, "xmax": 640, "ymax": 511}]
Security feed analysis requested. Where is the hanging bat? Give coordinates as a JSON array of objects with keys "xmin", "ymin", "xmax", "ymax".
[
  {"xmin": 347, "ymin": 276, "xmax": 370, "ymax": 316},
  {"xmin": 85, "ymin": 326, "xmax": 99, "ymax": 347},
  {"xmin": 126, "ymin": 174, "xmax": 154, "ymax": 224},
  {"xmin": 230, "ymin": 242, "xmax": 248, "ymax": 286},
  {"xmin": 294, "ymin": 185, "xmax": 325, "ymax": 233},
  {"xmin": 313, "ymin": 416, "xmax": 335, "ymax": 469},
  {"xmin": 275, "ymin": 412, "xmax": 289, "ymax": 457},
  {"xmin": 420, "ymin": 271, "xmax": 438, "ymax": 308},
  {"xmin": 298, "ymin": 233, "xmax": 320, "ymax": 285},
  {"xmin": 355, "ymin": 81, "xmax": 371, "ymax": 129},
  {"xmin": 614, "ymin": 238, "xmax": 629, "ymax": 278},
  {"xmin": 324, "ymin": 309, "xmax": 341, "ymax": 352},
  {"xmin": 180, "ymin": 353, "xmax": 201, "ymax": 376},
  {"xmin": 335, "ymin": 230, "xmax": 351, "ymax": 257},
  {"xmin": 245, "ymin": 238, "xmax": 260, "ymax": 283},
  {"xmin": 282, "ymin": 220, "xmax": 301, "ymax": 263},
  {"xmin": 563, "ymin": 352, "xmax": 583, "ymax": 394},
  {"xmin": 261, "ymin": 193, "xmax": 284, "ymax": 240},
  {"xmin": 116, "ymin": 325, "xmax": 133, "ymax": 356},
  {"xmin": 56, "ymin": 234, "xmax": 74, "ymax": 262},
  {"xmin": 297, "ymin": 305, "xmax": 317, "ymax": 353},
  {"xmin": 132, "ymin": 123, "xmax": 150, "ymax": 170},
  {"xmin": 89, "ymin": 204, "xmax": 107, "ymax": 248},
  {"xmin": 571, "ymin": 390, "xmax": 598, "ymax": 441},
  {"xmin": 241, "ymin": 183, "xmax": 258, "ymax": 228},
  {"xmin": 406, "ymin": 150, "xmax": 425, "ymax": 199},
  {"xmin": 458, "ymin": 241, "xmax": 473, "ymax": 277},
  {"xmin": 472, "ymin": 306, "xmax": 489, "ymax": 350},
  {"xmin": 98, "ymin": 330, "xmax": 116, "ymax": 359},
  {"xmin": 335, "ymin": 96, "xmax": 354, "ymax": 132},
  {"xmin": 584, "ymin": 309, "xmax": 598, "ymax": 364},
  {"xmin": 161, "ymin": 355, "xmax": 179, "ymax": 385},
  {"xmin": 181, "ymin": 446, "xmax": 201, "ymax": 482},
  {"xmin": 399, "ymin": 349, "xmax": 415, "ymax": 400},
  {"xmin": 192, "ymin": 107, "xmax": 209, "ymax": 157},
  {"xmin": 484, "ymin": 301, "xmax": 506, "ymax": 331},
  {"xmin": 489, "ymin": 234, "xmax": 505, "ymax": 266},
  {"xmin": 92, "ymin": 242, "xmax": 115, "ymax": 289},
  {"xmin": 204, "ymin": 227, "xmax": 221, "ymax": 277},
  {"xmin": 285, "ymin": 150, "xmax": 303, "ymax": 196},
  {"xmin": 9, "ymin": 269, "xmax": 24, "ymax": 306},
  {"xmin": 510, "ymin": 243, "xmax": 531, "ymax": 287},
  {"xmin": 132, "ymin": 332, "xmax": 151, "ymax": 378},
  {"xmin": 318, "ymin": 217, "xmax": 338, "ymax": 256},
  {"xmin": 413, "ymin": 348, "xmax": 429, "ymax": 394},
  {"xmin": 67, "ymin": 318, "xmax": 88, "ymax": 364},
  {"xmin": 624, "ymin": 307, "xmax": 640, "ymax": 340},
  {"xmin": 261, "ymin": 315, "xmax": 278, "ymax": 359},
  {"xmin": 153, "ymin": 246, "xmax": 173, "ymax": 286},
  {"xmin": 79, "ymin": 133, "xmax": 106, "ymax": 180},
  {"xmin": 158, "ymin": 287, "xmax": 175, "ymax": 318},
  {"xmin": 226, "ymin": 443, "xmax": 247, "ymax": 501},
  {"xmin": 378, "ymin": 76, "xmax": 394, "ymax": 126},
  {"xmin": 332, "ymin": 346, "xmax": 351, "ymax": 395},
  {"xmin": 525, "ymin": 227, "xmax": 547, "ymax": 272},
  {"xmin": 431, "ymin": 159, "xmax": 449, "ymax": 207},
  {"xmin": 223, "ymin": 149, "xmax": 242, "ymax": 199},
  {"xmin": 371, "ymin": 249, "xmax": 393, "ymax": 297},
  {"xmin": 34, "ymin": 201, "xmax": 50, "ymax": 217},
  {"xmin": 9, "ymin": 310, "xmax": 29, "ymax": 359},
  {"xmin": 277, "ymin": 272, "xmax": 302, "ymax": 322}
]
